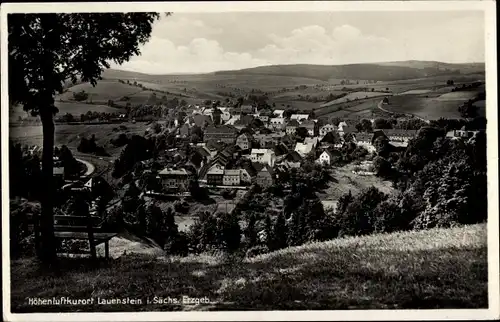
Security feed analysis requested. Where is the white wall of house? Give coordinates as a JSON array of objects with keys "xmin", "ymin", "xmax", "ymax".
[{"xmin": 318, "ymin": 151, "xmax": 331, "ymax": 165}]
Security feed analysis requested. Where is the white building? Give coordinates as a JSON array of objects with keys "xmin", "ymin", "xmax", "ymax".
[
  {"xmin": 304, "ymin": 137, "xmax": 319, "ymax": 149},
  {"xmin": 273, "ymin": 109, "xmax": 285, "ymax": 118},
  {"xmin": 223, "ymin": 169, "xmax": 241, "ymax": 186},
  {"xmin": 250, "ymin": 149, "xmax": 276, "ymax": 167},
  {"xmin": 294, "ymin": 142, "xmax": 315, "ymax": 157},
  {"xmin": 290, "ymin": 114, "xmax": 310, "ymax": 123},
  {"xmin": 266, "ymin": 117, "xmax": 285, "ymax": 130},
  {"xmin": 317, "ymin": 150, "xmax": 334, "ymax": 165},
  {"xmin": 319, "ymin": 124, "xmax": 336, "ymax": 137}
]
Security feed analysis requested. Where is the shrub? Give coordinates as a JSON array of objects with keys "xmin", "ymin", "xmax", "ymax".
[
  {"xmin": 111, "ymin": 133, "xmax": 130, "ymax": 147},
  {"xmin": 164, "ymin": 231, "xmax": 189, "ymax": 256},
  {"xmin": 10, "ymin": 199, "xmax": 40, "ymax": 258},
  {"xmin": 173, "ymin": 200, "xmax": 190, "ymax": 214},
  {"xmin": 245, "ymin": 245, "xmax": 270, "ymax": 258},
  {"xmin": 72, "ymin": 90, "xmax": 89, "ymax": 102}
]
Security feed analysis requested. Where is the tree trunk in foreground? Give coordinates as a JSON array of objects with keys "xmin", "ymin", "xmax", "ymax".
[{"xmin": 39, "ymin": 105, "xmax": 57, "ymax": 263}]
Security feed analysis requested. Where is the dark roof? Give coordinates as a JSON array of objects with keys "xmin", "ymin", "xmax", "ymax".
[
  {"xmin": 196, "ymin": 146, "xmax": 211, "ymax": 158},
  {"xmin": 237, "ymin": 132, "xmax": 254, "ymax": 141},
  {"xmin": 235, "ymin": 115, "xmax": 254, "ymax": 126},
  {"xmin": 354, "ymin": 132, "xmax": 374, "ymax": 142},
  {"xmin": 341, "ymin": 125, "xmax": 356, "ymax": 133},
  {"xmin": 220, "ymin": 144, "xmax": 237, "ymax": 159},
  {"xmin": 273, "ymin": 143, "xmax": 289, "ymax": 156},
  {"xmin": 193, "ymin": 114, "xmax": 213, "ymax": 128},
  {"xmin": 231, "ymin": 105, "xmax": 254, "ymax": 114},
  {"xmin": 257, "ymin": 164, "xmax": 274, "ymax": 176},
  {"xmin": 259, "ymin": 109, "xmax": 274, "ymax": 117},
  {"xmin": 286, "ymin": 119, "xmax": 300, "ymax": 127},
  {"xmin": 300, "ymin": 120, "xmax": 316, "ymax": 128},
  {"xmin": 206, "ymin": 140, "xmax": 225, "ymax": 152},
  {"xmin": 285, "ymin": 151, "xmax": 303, "ymax": 162},
  {"xmin": 378, "ymin": 129, "xmax": 418, "ymax": 137},
  {"xmin": 205, "ymin": 125, "xmax": 238, "ymax": 135},
  {"xmin": 241, "ymin": 163, "xmax": 257, "ymax": 177},
  {"xmin": 281, "ymin": 134, "xmax": 294, "ymax": 143},
  {"xmin": 240, "ymin": 105, "xmax": 254, "ymax": 113}
]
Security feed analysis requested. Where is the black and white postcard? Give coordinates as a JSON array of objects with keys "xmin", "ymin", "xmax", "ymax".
[{"xmin": 1, "ymin": 1, "xmax": 499, "ymax": 321}]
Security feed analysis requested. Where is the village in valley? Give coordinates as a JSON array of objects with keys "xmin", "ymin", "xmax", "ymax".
[{"xmin": 7, "ymin": 9, "xmax": 492, "ymax": 313}]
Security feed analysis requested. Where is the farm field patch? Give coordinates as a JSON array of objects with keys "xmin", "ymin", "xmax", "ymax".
[
  {"xmin": 9, "ymin": 123, "xmax": 146, "ymax": 157},
  {"xmin": 436, "ymin": 91, "xmax": 479, "ymax": 101},
  {"xmin": 57, "ymin": 80, "xmax": 141, "ymax": 103},
  {"xmin": 320, "ymin": 91, "xmax": 390, "ymax": 107},
  {"xmin": 383, "ymin": 95, "xmax": 476, "ymax": 119}
]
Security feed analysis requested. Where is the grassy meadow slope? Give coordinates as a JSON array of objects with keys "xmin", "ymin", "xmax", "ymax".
[{"xmin": 11, "ymin": 224, "xmax": 487, "ymax": 312}]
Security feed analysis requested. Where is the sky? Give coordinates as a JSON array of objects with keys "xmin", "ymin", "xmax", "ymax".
[{"xmin": 111, "ymin": 11, "xmax": 485, "ymax": 74}]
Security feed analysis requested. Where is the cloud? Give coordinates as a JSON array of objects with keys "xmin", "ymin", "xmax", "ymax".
[
  {"xmin": 113, "ymin": 16, "xmax": 484, "ymax": 74},
  {"xmin": 256, "ymin": 24, "xmax": 394, "ymax": 65},
  {"xmin": 112, "ymin": 36, "xmax": 268, "ymax": 74},
  {"xmin": 152, "ymin": 16, "xmax": 223, "ymax": 46}
]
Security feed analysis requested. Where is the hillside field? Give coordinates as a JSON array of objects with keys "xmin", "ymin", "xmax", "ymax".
[
  {"xmin": 11, "ymin": 224, "xmax": 487, "ymax": 312},
  {"xmin": 9, "ymin": 123, "xmax": 146, "ymax": 157},
  {"xmin": 320, "ymin": 91, "xmax": 390, "ymax": 107},
  {"xmin": 57, "ymin": 80, "xmax": 143, "ymax": 103},
  {"xmin": 384, "ymin": 93, "xmax": 485, "ymax": 120}
]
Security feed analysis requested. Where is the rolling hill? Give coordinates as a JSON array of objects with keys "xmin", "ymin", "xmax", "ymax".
[{"xmin": 213, "ymin": 61, "xmax": 485, "ymax": 82}]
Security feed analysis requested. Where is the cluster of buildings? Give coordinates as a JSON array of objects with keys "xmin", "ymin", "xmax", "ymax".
[{"xmin": 148, "ymin": 102, "xmax": 425, "ymax": 193}]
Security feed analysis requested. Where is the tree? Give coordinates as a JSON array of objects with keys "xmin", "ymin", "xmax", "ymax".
[
  {"xmin": 9, "ymin": 12, "xmax": 162, "ymax": 263},
  {"xmin": 373, "ymin": 118, "xmax": 393, "ymax": 129},
  {"xmin": 245, "ymin": 213, "xmax": 258, "ymax": 249},
  {"xmin": 458, "ymin": 101, "xmax": 479, "ymax": 118},
  {"xmin": 373, "ymin": 156, "xmax": 392, "ymax": 177},
  {"xmin": 272, "ymin": 212, "xmax": 288, "ymax": 250},
  {"xmin": 215, "ymin": 212, "xmax": 241, "ymax": 252},
  {"xmin": 295, "ymin": 127, "xmax": 309, "ymax": 140}
]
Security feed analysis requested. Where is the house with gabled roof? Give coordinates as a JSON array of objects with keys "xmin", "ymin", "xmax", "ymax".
[
  {"xmin": 286, "ymin": 119, "xmax": 300, "ymax": 135},
  {"xmin": 267, "ymin": 117, "xmax": 285, "ymax": 131},
  {"xmin": 203, "ymin": 125, "xmax": 238, "ymax": 144},
  {"xmin": 158, "ymin": 167, "xmax": 191, "ymax": 191},
  {"xmin": 273, "ymin": 109, "xmax": 285, "ymax": 118},
  {"xmin": 290, "ymin": 114, "xmax": 310, "ymax": 123},
  {"xmin": 239, "ymin": 163, "xmax": 257, "ymax": 184},
  {"xmin": 207, "ymin": 167, "xmax": 224, "ymax": 186},
  {"xmin": 234, "ymin": 115, "xmax": 255, "ymax": 130},
  {"xmin": 192, "ymin": 114, "xmax": 213, "ymax": 129},
  {"xmin": 377, "ymin": 129, "xmax": 418, "ymax": 142},
  {"xmin": 221, "ymin": 110, "xmax": 232, "ymax": 122},
  {"xmin": 317, "ymin": 150, "xmax": 334, "ymax": 166},
  {"xmin": 283, "ymin": 150, "xmax": 303, "ymax": 163},
  {"xmin": 236, "ymin": 132, "xmax": 254, "ymax": 151},
  {"xmin": 319, "ymin": 124, "xmax": 336, "ymax": 137},
  {"xmin": 255, "ymin": 164, "xmax": 274, "ymax": 188},
  {"xmin": 304, "ymin": 137, "xmax": 319, "ymax": 149},
  {"xmin": 223, "ymin": 169, "xmax": 241, "ymax": 186},
  {"xmin": 280, "ymin": 134, "xmax": 295, "ymax": 149},
  {"xmin": 294, "ymin": 142, "xmax": 315, "ymax": 157},
  {"xmin": 301, "ymin": 120, "xmax": 318, "ymax": 137},
  {"xmin": 273, "ymin": 142, "xmax": 289, "ymax": 157},
  {"xmin": 250, "ymin": 148, "xmax": 276, "ymax": 167}
]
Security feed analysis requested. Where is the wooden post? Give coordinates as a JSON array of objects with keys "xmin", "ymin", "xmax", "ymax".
[
  {"xmin": 104, "ymin": 241, "xmax": 109, "ymax": 259},
  {"xmin": 86, "ymin": 202, "xmax": 97, "ymax": 260}
]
